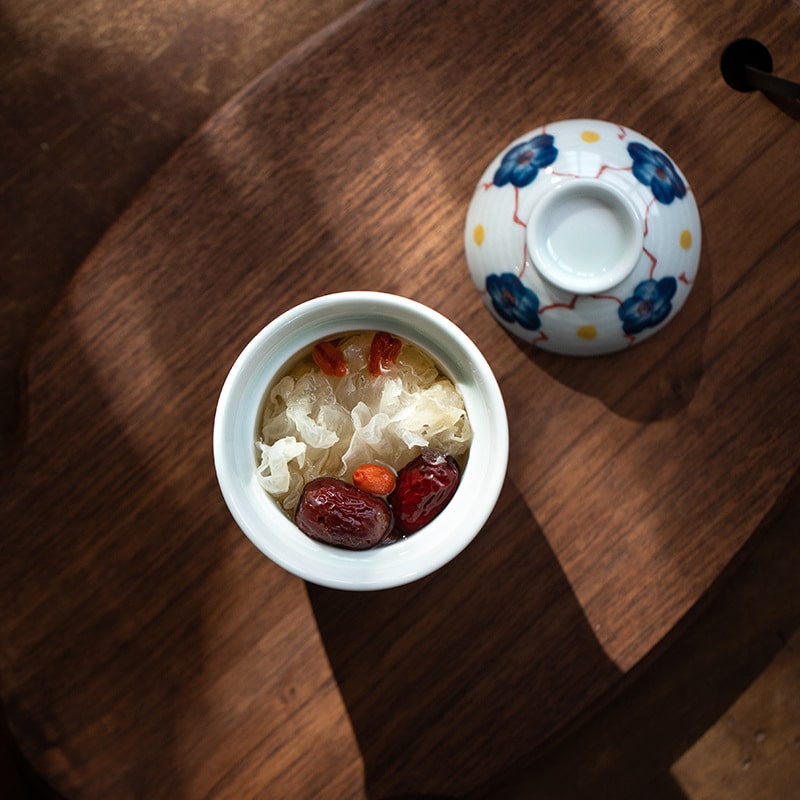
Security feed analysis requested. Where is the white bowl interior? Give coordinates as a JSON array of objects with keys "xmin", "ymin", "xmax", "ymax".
[{"xmin": 213, "ymin": 291, "xmax": 508, "ymax": 590}]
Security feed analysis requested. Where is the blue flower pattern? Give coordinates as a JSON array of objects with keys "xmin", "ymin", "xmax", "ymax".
[
  {"xmin": 618, "ymin": 278, "xmax": 678, "ymax": 335},
  {"xmin": 627, "ymin": 142, "xmax": 686, "ymax": 205},
  {"xmin": 493, "ymin": 134, "xmax": 558, "ymax": 188},
  {"xmin": 486, "ymin": 273, "xmax": 541, "ymax": 330}
]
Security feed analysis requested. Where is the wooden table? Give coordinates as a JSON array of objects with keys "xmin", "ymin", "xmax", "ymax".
[{"xmin": 2, "ymin": 0, "xmax": 798, "ymax": 797}]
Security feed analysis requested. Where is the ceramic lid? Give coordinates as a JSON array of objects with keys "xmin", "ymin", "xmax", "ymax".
[{"xmin": 464, "ymin": 119, "xmax": 701, "ymax": 356}]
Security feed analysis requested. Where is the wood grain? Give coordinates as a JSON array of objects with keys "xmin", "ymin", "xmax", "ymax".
[
  {"xmin": 1, "ymin": 0, "xmax": 798, "ymax": 797},
  {"xmin": 0, "ymin": 0, "xmax": 361, "ymax": 460},
  {"xmin": 672, "ymin": 630, "xmax": 800, "ymax": 799}
]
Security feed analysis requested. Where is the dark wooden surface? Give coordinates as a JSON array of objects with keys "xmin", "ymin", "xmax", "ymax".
[
  {"xmin": 0, "ymin": 0, "xmax": 360, "ymax": 462},
  {"xmin": 1, "ymin": 0, "xmax": 798, "ymax": 797}
]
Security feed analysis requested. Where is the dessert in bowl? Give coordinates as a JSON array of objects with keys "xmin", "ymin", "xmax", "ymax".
[
  {"xmin": 213, "ymin": 291, "xmax": 508, "ymax": 590},
  {"xmin": 465, "ymin": 118, "xmax": 702, "ymax": 355}
]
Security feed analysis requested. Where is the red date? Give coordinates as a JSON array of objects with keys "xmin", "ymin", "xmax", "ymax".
[
  {"xmin": 295, "ymin": 477, "xmax": 392, "ymax": 550},
  {"xmin": 390, "ymin": 449, "xmax": 460, "ymax": 533}
]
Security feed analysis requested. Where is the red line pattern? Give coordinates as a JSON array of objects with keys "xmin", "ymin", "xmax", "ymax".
[
  {"xmin": 643, "ymin": 197, "xmax": 656, "ymax": 237},
  {"xmin": 512, "ymin": 186, "xmax": 526, "ymax": 228},
  {"xmin": 595, "ymin": 164, "xmax": 632, "ymax": 179},
  {"xmin": 592, "ymin": 293, "xmax": 623, "ymax": 305},
  {"xmin": 531, "ymin": 330, "xmax": 549, "ymax": 345},
  {"xmin": 540, "ymin": 295, "xmax": 578, "ymax": 314},
  {"xmin": 512, "ymin": 186, "xmax": 529, "ymax": 278},
  {"xmin": 644, "ymin": 246, "xmax": 658, "ymax": 279}
]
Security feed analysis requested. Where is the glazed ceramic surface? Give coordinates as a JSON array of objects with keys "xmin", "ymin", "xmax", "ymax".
[
  {"xmin": 213, "ymin": 291, "xmax": 509, "ymax": 590},
  {"xmin": 465, "ymin": 119, "xmax": 701, "ymax": 355}
]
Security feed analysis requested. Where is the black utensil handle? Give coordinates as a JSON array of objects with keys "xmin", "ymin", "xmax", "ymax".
[
  {"xmin": 721, "ymin": 38, "xmax": 800, "ymax": 119},
  {"xmin": 744, "ymin": 64, "xmax": 800, "ymax": 100}
]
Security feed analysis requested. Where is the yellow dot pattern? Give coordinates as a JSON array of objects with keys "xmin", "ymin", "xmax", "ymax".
[
  {"xmin": 680, "ymin": 229, "xmax": 693, "ymax": 250},
  {"xmin": 474, "ymin": 224, "xmax": 485, "ymax": 246},
  {"xmin": 581, "ymin": 130, "xmax": 601, "ymax": 143},
  {"xmin": 577, "ymin": 325, "xmax": 597, "ymax": 340}
]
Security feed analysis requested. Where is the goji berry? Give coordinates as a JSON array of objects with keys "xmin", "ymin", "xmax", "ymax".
[
  {"xmin": 368, "ymin": 332, "xmax": 402, "ymax": 377},
  {"xmin": 313, "ymin": 340, "xmax": 347, "ymax": 377},
  {"xmin": 353, "ymin": 463, "xmax": 397, "ymax": 496}
]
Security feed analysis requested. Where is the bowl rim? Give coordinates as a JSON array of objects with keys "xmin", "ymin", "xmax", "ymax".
[{"xmin": 213, "ymin": 290, "xmax": 509, "ymax": 590}]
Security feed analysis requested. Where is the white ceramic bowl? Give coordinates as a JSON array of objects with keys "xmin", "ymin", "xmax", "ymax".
[
  {"xmin": 213, "ymin": 291, "xmax": 509, "ymax": 590},
  {"xmin": 465, "ymin": 118, "xmax": 702, "ymax": 355}
]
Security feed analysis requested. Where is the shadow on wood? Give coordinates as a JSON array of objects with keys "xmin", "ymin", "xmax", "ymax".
[
  {"xmin": 307, "ymin": 479, "xmax": 621, "ymax": 799},
  {"xmin": 468, "ymin": 476, "xmax": 800, "ymax": 800}
]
